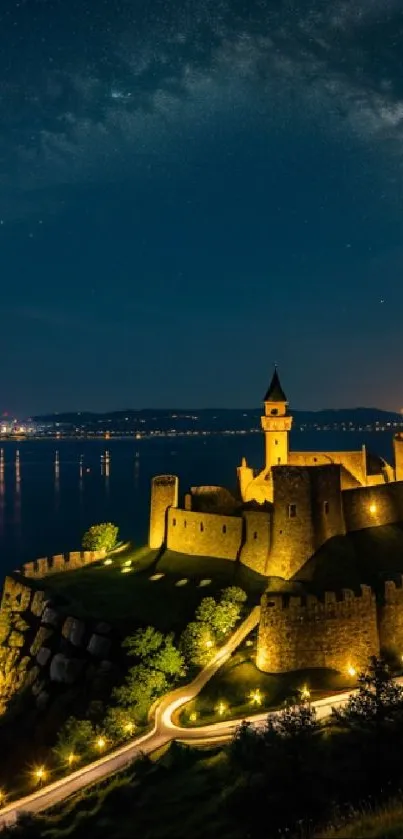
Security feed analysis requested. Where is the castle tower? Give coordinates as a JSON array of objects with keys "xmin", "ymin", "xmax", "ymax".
[
  {"xmin": 261, "ymin": 368, "xmax": 292, "ymax": 471},
  {"xmin": 394, "ymin": 434, "xmax": 403, "ymax": 482},
  {"xmin": 148, "ymin": 475, "xmax": 179, "ymax": 549}
]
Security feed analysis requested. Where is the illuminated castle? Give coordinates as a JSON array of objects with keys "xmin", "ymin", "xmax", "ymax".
[{"xmin": 149, "ymin": 369, "xmax": 403, "ymax": 580}]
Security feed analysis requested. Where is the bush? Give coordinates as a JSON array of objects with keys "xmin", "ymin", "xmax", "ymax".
[{"xmin": 82, "ymin": 523, "xmax": 119, "ymax": 553}]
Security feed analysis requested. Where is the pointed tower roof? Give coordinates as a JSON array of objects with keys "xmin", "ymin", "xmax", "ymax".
[{"xmin": 263, "ymin": 368, "xmax": 287, "ymax": 403}]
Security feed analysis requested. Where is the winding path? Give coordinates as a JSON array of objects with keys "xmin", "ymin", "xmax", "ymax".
[{"xmin": 0, "ymin": 606, "xmax": 364, "ymax": 829}]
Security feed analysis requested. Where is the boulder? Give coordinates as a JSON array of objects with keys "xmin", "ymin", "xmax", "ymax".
[
  {"xmin": 41, "ymin": 607, "xmax": 60, "ymax": 628},
  {"xmin": 49, "ymin": 653, "xmax": 84, "ymax": 684},
  {"xmin": 70, "ymin": 619, "xmax": 86, "ymax": 647},
  {"xmin": 87, "ymin": 634, "xmax": 111, "ymax": 658},
  {"xmin": 36, "ymin": 647, "xmax": 51, "ymax": 667}
]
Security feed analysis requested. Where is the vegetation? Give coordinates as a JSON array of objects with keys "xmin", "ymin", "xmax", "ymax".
[{"xmin": 82, "ymin": 522, "xmax": 119, "ymax": 553}]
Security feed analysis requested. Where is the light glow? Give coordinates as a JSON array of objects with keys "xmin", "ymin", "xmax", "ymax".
[
  {"xmin": 369, "ymin": 503, "xmax": 377, "ymax": 514},
  {"xmin": 347, "ymin": 665, "xmax": 357, "ymax": 677},
  {"xmin": 249, "ymin": 688, "xmax": 263, "ymax": 706},
  {"xmin": 96, "ymin": 736, "xmax": 106, "ymax": 750},
  {"xmin": 124, "ymin": 722, "xmax": 135, "ymax": 735},
  {"xmin": 189, "ymin": 712, "xmax": 197, "ymax": 722},
  {"xmin": 104, "ymin": 558, "xmax": 112, "ymax": 566},
  {"xmin": 216, "ymin": 701, "xmax": 228, "ymax": 716},
  {"xmin": 34, "ymin": 766, "xmax": 46, "ymax": 783},
  {"xmin": 300, "ymin": 685, "xmax": 311, "ymax": 701},
  {"xmin": 67, "ymin": 753, "xmax": 77, "ymax": 766}
]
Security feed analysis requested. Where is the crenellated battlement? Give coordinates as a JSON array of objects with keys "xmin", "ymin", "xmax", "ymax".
[
  {"xmin": 20, "ymin": 550, "xmax": 106, "ymax": 580},
  {"xmin": 261, "ymin": 585, "xmax": 373, "ymax": 613},
  {"xmin": 257, "ymin": 584, "xmax": 379, "ymax": 674}
]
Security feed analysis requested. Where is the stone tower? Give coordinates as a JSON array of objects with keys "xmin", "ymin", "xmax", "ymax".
[
  {"xmin": 394, "ymin": 434, "xmax": 403, "ymax": 482},
  {"xmin": 148, "ymin": 475, "xmax": 179, "ymax": 549},
  {"xmin": 261, "ymin": 368, "xmax": 292, "ymax": 471}
]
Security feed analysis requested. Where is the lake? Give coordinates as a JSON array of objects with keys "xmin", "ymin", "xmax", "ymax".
[{"xmin": 0, "ymin": 431, "xmax": 396, "ymax": 574}]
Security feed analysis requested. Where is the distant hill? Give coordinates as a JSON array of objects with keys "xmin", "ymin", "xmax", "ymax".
[{"xmin": 31, "ymin": 406, "xmax": 402, "ymax": 434}]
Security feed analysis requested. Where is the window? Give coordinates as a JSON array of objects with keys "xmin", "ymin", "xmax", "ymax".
[
  {"xmin": 200, "ymin": 522, "xmax": 204, "ymax": 532},
  {"xmin": 278, "ymin": 457, "xmax": 281, "ymax": 464},
  {"xmin": 324, "ymin": 501, "xmax": 329, "ymax": 515},
  {"xmin": 184, "ymin": 520, "xmax": 187, "ymax": 528},
  {"xmin": 271, "ymin": 409, "xmax": 278, "ymax": 415},
  {"xmin": 222, "ymin": 525, "xmax": 227, "ymax": 534},
  {"xmin": 288, "ymin": 504, "xmax": 297, "ymax": 518},
  {"xmin": 173, "ymin": 518, "xmax": 176, "ymax": 526},
  {"xmin": 253, "ymin": 531, "xmax": 258, "ymax": 540},
  {"xmin": 275, "ymin": 439, "xmax": 278, "ymax": 446}
]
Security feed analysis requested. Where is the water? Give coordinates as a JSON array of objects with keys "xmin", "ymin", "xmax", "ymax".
[{"xmin": 0, "ymin": 431, "xmax": 395, "ymax": 575}]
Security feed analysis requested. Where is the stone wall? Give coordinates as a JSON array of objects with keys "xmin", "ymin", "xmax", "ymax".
[
  {"xmin": 289, "ymin": 449, "xmax": 367, "ymax": 487},
  {"xmin": 268, "ymin": 465, "xmax": 345, "ymax": 579},
  {"xmin": 394, "ymin": 435, "xmax": 403, "ymax": 482},
  {"xmin": 343, "ymin": 480, "xmax": 403, "ymax": 532},
  {"xmin": 0, "ymin": 575, "xmax": 118, "ymax": 714},
  {"xmin": 239, "ymin": 511, "xmax": 271, "ymax": 575},
  {"xmin": 166, "ymin": 507, "xmax": 242, "ymax": 561},
  {"xmin": 149, "ymin": 474, "xmax": 179, "ymax": 549},
  {"xmin": 257, "ymin": 585, "xmax": 379, "ymax": 674},
  {"xmin": 379, "ymin": 577, "xmax": 403, "ymax": 656},
  {"xmin": 21, "ymin": 550, "xmax": 106, "ymax": 580}
]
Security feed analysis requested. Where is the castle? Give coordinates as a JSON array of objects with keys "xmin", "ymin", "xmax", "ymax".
[{"xmin": 149, "ymin": 369, "xmax": 403, "ymax": 676}]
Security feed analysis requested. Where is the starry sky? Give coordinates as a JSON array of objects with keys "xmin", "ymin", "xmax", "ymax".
[{"xmin": 1, "ymin": 0, "xmax": 403, "ymax": 415}]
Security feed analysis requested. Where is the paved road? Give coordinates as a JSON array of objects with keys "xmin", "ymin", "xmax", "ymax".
[{"xmin": 0, "ymin": 606, "xmax": 373, "ymax": 829}]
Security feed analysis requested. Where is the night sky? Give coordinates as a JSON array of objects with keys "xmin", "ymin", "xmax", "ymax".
[{"xmin": 1, "ymin": 0, "xmax": 403, "ymax": 415}]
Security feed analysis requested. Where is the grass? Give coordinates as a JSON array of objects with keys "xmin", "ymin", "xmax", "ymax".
[
  {"xmin": 295, "ymin": 522, "xmax": 403, "ymax": 593},
  {"xmin": 178, "ymin": 638, "xmax": 354, "ymax": 726},
  {"xmin": 22, "ymin": 746, "xmax": 242, "ymax": 839},
  {"xmin": 321, "ymin": 797, "xmax": 403, "ymax": 838},
  {"xmin": 42, "ymin": 545, "xmax": 267, "ymax": 635}
]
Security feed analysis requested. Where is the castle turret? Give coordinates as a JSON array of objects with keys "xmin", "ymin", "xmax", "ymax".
[
  {"xmin": 148, "ymin": 475, "xmax": 179, "ymax": 549},
  {"xmin": 394, "ymin": 434, "xmax": 403, "ymax": 482},
  {"xmin": 261, "ymin": 368, "xmax": 292, "ymax": 471}
]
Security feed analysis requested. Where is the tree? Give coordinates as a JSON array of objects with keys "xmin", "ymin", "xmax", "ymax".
[
  {"xmin": 82, "ymin": 522, "xmax": 118, "ymax": 553},
  {"xmin": 123, "ymin": 626, "xmax": 164, "ymax": 659},
  {"xmin": 104, "ymin": 706, "xmax": 137, "ymax": 741},
  {"xmin": 221, "ymin": 586, "xmax": 247, "ymax": 605},
  {"xmin": 195, "ymin": 597, "xmax": 217, "ymax": 624},
  {"xmin": 211, "ymin": 601, "xmax": 240, "ymax": 638},
  {"xmin": 53, "ymin": 717, "xmax": 95, "ymax": 763},
  {"xmin": 149, "ymin": 634, "xmax": 186, "ymax": 679},
  {"xmin": 333, "ymin": 656, "xmax": 403, "ymax": 731},
  {"xmin": 179, "ymin": 622, "xmax": 215, "ymax": 666},
  {"xmin": 113, "ymin": 663, "xmax": 169, "ymax": 714}
]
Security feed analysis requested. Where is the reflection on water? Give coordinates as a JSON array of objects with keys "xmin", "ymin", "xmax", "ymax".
[{"xmin": 0, "ymin": 431, "xmax": 394, "ymax": 575}]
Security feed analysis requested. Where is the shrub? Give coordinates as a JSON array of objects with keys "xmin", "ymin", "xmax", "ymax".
[{"xmin": 82, "ymin": 523, "xmax": 119, "ymax": 553}]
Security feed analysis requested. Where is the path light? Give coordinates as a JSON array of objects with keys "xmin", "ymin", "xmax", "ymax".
[
  {"xmin": 189, "ymin": 712, "xmax": 197, "ymax": 722},
  {"xmin": 123, "ymin": 559, "xmax": 132, "ymax": 567},
  {"xmin": 369, "ymin": 503, "xmax": 377, "ymax": 515},
  {"xmin": 249, "ymin": 689, "xmax": 263, "ymax": 706},
  {"xmin": 300, "ymin": 685, "xmax": 310, "ymax": 701},
  {"xmin": 347, "ymin": 665, "xmax": 357, "ymax": 677},
  {"xmin": 216, "ymin": 701, "xmax": 228, "ymax": 716},
  {"xmin": 95, "ymin": 736, "xmax": 106, "ymax": 751},
  {"xmin": 121, "ymin": 567, "xmax": 133, "ymax": 574},
  {"xmin": 34, "ymin": 766, "xmax": 46, "ymax": 784},
  {"xmin": 104, "ymin": 559, "xmax": 112, "ymax": 566},
  {"xmin": 67, "ymin": 753, "xmax": 77, "ymax": 766},
  {"xmin": 205, "ymin": 640, "xmax": 213, "ymax": 649}
]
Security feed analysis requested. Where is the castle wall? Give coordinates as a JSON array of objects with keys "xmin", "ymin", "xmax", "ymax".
[
  {"xmin": 21, "ymin": 550, "xmax": 106, "ymax": 579},
  {"xmin": 239, "ymin": 511, "xmax": 271, "ymax": 575},
  {"xmin": 379, "ymin": 578, "xmax": 403, "ymax": 656},
  {"xmin": 289, "ymin": 449, "xmax": 367, "ymax": 486},
  {"xmin": 394, "ymin": 436, "xmax": 403, "ymax": 482},
  {"xmin": 343, "ymin": 480, "xmax": 403, "ymax": 532},
  {"xmin": 149, "ymin": 475, "xmax": 179, "ymax": 549},
  {"xmin": 257, "ymin": 586, "xmax": 379, "ymax": 674},
  {"xmin": 268, "ymin": 465, "xmax": 345, "ymax": 580},
  {"xmin": 166, "ymin": 507, "xmax": 242, "ymax": 561}
]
